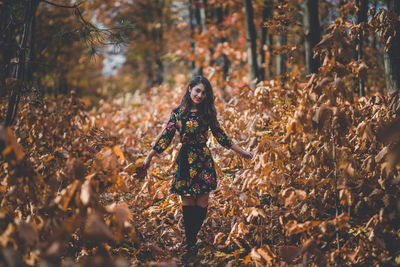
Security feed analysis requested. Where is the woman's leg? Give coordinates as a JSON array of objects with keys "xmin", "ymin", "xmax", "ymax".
[
  {"xmin": 181, "ymin": 196, "xmax": 196, "ymax": 206},
  {"xmin": 195, "ymin": 193, "xmax": 209, "ymax": 208},
  {"xmin": 192, "ymin": 193, "xmax": 209, "ymax": 247},
  {"xmin": 181, "ymin": 196, "xmax": 197, "ymax": 250}
]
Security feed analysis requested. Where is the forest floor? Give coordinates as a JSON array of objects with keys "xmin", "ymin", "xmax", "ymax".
[{"xmin": 100, "ymin": 174, "xmax": 247, "ymax": 267}]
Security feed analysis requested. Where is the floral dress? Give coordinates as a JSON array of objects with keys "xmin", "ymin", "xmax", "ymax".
[{"xmin": 153, "ymin": 107, "xmax": 232, "ymax": 196}]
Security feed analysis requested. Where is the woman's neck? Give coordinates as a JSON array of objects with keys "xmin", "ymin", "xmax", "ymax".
[{"xmin": 190, "ymin": 104, "xmax": 198, "ymax": 111}]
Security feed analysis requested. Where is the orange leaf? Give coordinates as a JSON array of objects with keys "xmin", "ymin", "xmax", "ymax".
[
  {"xmin": 113, "ymin": 145, "xmax": 125, "ymax": 162},
  {"xmin": 257, "ymin": 245, "xmax": 276, "ymax": 265}
]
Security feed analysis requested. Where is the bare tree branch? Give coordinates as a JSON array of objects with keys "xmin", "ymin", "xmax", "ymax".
[
  {"xmin": 43, "ymin": 0, "xmax": 97, "ymax": 34},
  {"xmin": 42, "ymin": 0, "xmax": 129, "ymax": 52},
  {"xmin": 74, "ymin": 7, "xmax": 96, "ymax": 29},
  {"xmin": 42, "ymin": 0, "xmax": 79, "ymax": 9}
]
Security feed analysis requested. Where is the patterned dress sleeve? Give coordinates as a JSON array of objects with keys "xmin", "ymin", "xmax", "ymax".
[
  {"xmin": 210, "ymin": 120, "xmax": 233, "ymax": 149},
  {"xmin": 153, "ymin": 109, "xmax": 177, "ymax": 153}
]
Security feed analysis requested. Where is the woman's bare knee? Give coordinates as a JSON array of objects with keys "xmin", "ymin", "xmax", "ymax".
[
  {"xmin": 195, "ymin": 194, "xmax": 209, "ymax": 207},
  {"xmin": 181, "ymin": 196, "xmax": 196, "ymax": 206}
]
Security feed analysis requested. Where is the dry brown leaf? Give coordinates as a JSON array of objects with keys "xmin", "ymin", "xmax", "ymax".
[
  {"xmin": 84, "ymin": 213, "xmax": 114, "ymax": 243},
  {"xmin": 17, "ymin": 220, "xmax": 38, "ymax": 245},
  {"xmin": 80, "ymin": 179, "xmax": 91, "ymax": 206},
  {"xmin": 105, "ymin": 202, "xmax": 131, "ymax": 225},
  {"xmin": 278, "ymin": 245, "xmax": 303, "ymax": 263},
  {"xmin": 0, "ymin": 127, "xmax": 25, "ymax": 163},
  {"xmin": 375, "ymin": 146, "xmax": 389, "ymax": 163}
]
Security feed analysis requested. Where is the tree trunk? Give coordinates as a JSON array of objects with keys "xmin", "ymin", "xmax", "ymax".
[
  {"xmin": 189, "ymin": 0, "xmax": 196, "ymax": 71},
  {"xmin": 384, "ymin": 0, "xmax": 400, "ymax": 94},
  {"xmin": 276, "ymin": 34, "xmax": 286, "ymax": 77},
  {"xmin": 154, "ymin": 0, "xmax": 165, "ymax": 85},
  {"xmin": 371, "ymin": 0, "xmax": 377, "ymax": 52},
  {"xmin": 275, "ymin": 0, "xmax": 286, "ymax": 79},
  {"xmin": 194, "ymin": 0, "xmax": 203, "ymax": 75},
  {"xmin": 200, "ymin": 0, "xmax": 207, "ymax": 31},
  {"xmin": 355, "ymin": 0, "xmax": 368, "ymax": 96},
  {"xmin": 0, "ymin": 0, "xmax": 18, "ymax": 97},
  {"xmin": 303, "ymin": 0, "xmax": 321, "ymax": 74},
  {"xmin": 266, "ymin": 33, "xmax": 273, "ymax": 78},
  {"xmin": 201, "ymin": 0, "xmax": 215, "ymax": 70},
  {"xmin": 216, "ymin": 4, "xmax": 230, "ymax": 81},
  {"xmin": 27, "ymin": 1, "xmax": 38, "ymax": 83},
  {"xmin": 0, "ymin": 2, "xmax": 9, "ymax": 97},
  {"xmin": 59, "ymin": 74, "xmax": 68, "ymax": 95},
  {"xmin": 258, "ymin": 0, "xmax": 272, "ymax": 81},
  {"xmin": 4, "ymin": 0, "xmax": 39, "ymax": 127},
  {"xmin": 14, "ymin": 0, "xmax": 39, "ymax": 81},
  {"xmin": 194, "ymin": 0, "xmax": 202, "ymax": 32},
  {"xmin": 243, "ymin": 0, "xmax": 259, "ymax": 87},
  {"xmin": 155, "ymin": 58, "xmax": 164, "ymax": 85}
]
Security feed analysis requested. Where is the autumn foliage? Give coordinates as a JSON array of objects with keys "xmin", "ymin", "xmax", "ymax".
[{"xmin": 1, "ymin": 0, "xmax": 400, "ymax": 266}]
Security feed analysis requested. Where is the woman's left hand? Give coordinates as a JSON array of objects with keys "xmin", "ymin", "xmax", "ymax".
[
  {"xmin": 230, "ymin": 144, "xmax": 254, "ymax": 160},
  {"xmin": 241, "ymin": 150, "xmax": 253, "ymax": 160}
]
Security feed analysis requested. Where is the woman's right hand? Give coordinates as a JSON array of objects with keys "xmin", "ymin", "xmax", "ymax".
[
  {"xmin": 136, "ymin": 152, "xmax": 154, "ymax": 179},
  {"xmin": 144, "ymin": 150, "xmax": 156, "ymax": 170},
  {"xmin": 144, "ymin": 156, "xmax": 151, "ymax": 170}
]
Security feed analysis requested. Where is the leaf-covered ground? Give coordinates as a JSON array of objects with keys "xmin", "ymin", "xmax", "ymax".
[{"xmin": 1, "ymin": 72, "xmax": 400, "ymax": 266}]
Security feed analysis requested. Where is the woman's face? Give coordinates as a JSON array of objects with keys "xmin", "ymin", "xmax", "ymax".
[{"xmin": 189, "ymin": 83, "xmax": 206, "ymax": 106}]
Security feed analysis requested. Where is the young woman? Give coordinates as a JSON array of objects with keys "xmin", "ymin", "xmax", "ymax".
[{"xmin": 144, "ymin": 75, "xmax": 253, "ymax": 258}]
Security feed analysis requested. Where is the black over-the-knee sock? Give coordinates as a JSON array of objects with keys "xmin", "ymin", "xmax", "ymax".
[
  {"xmin": 193, "ymin": 206, "xmax": 208, "ymax": 240},
  {"xmin": 182, "ymin": 206, "xmax": 196, "ymax": 247}
]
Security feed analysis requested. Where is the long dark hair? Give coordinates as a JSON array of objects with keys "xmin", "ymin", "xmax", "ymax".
[{"xmin": 179, "ymin": 75, "xmax": 218, "ymax": 128}]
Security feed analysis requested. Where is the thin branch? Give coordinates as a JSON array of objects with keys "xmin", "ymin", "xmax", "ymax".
[
  {"xmin": 74, "ymin": 6, "xmax": 96, "ymax": 29},
  {"xmin": 42, "ymin": 0, "xmax": 79, "ymax": 9},
  {"xmin": 43, "ymin": 0, "xmax": 128, "ymax": 51},
  {"xmin": 0, "ymin": 20, "xmax": 12, "ymax": 35},
  {"xmin": 43, "ymin": 0, "xmax": 94, "ymax": 29}
]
